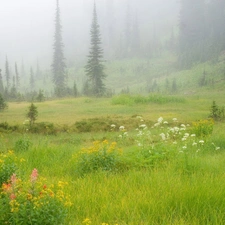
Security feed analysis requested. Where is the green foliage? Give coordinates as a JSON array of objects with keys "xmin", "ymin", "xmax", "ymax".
[
  {"xmin": 14, "ymin": 137, "xmax": 32, "ymax": 152},
  {"xmin": 85, "ymin": 3, "xmax": 106, "ymax": 97},
  {"xmin": 209, "ymin": 100, "xmax": 224, "ymax": 121},
  {"xmin": 0, "ymin": 122, "xmax": 19, "ymax": 132},
  {"xmin": 111, "ymin": 94, "xmax": 185, "ymax": 105},
  {"xmin": 191, "ymin": 119, "xmax": 214, "ymax": 137},
  {"xmin": 0, "ymin": 94, "xmax": 7, "ymax": 111},
  {"xmin": 0, "ymin": 151, "xmax": 18, "ymax": 187},
  {"xmin": 36, "ymin": 89, "xmax": 45, "ymax": 102},
  {"xmin": 0, "ymin": 169, "xmax": 71, "ymax": 224},
  {"xmin": 29, "ymin": 122, "xmax": 57, "ymax": 135},
  {"xmin": 27, "ymin": 103, "xmax": 38, "ymax": 126},
  {"xmin": 73, "ymin": 140, "xmax": 122, "ymax": 176}
]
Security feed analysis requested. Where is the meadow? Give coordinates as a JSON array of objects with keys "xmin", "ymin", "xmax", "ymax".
[{"xmin": 1, "ymin": 93, "xmax": 225, "ymax": 224}]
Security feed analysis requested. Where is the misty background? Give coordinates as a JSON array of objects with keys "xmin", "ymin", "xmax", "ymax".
[{"xmin": 0, "ymin": 0, "xmax": 178, "ymax": 69}]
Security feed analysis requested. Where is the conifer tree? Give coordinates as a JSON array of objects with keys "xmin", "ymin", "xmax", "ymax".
[
  {"xmin": 85, "ymin": 2, "xmax": 106, "ymax": 97},
  {"xmin": 27, "ymin": 103, "xmax": 38, "ymax": 126},
  {"xmin": 0, "ymin": 69, "xmax": 4, "ymax": 95},
  {"xmin": 15, "ymin": 62, "xmax": 20, "ymax": 89},
  {"xmin": 5, "ymin": 57, "xmax": 10, "ymax": 89},
  {"xmin": 30, "ymin": 67, "xmax": 35, "ymax": 90},
  {"xmin": 52, "ymin": 0, "xmax": 66, "ymax": 97}
]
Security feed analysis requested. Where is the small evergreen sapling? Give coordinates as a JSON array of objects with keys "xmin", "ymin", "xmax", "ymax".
[
  {"xmin": 27, "ymin": 103, "xmax": 38, "ymax": 126},
  {"xmin": 0, "ymin": 94, "xmax": 7, "ymax": 111}
]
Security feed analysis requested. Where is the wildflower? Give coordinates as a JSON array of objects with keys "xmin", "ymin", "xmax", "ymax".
[
  {"xmin": 173, "ymin": 118, "xmax": 178, "ymax": 122},
  {"xmin": 173, "ymin": 141, "xmax": 177, "ymax": 145},
  {"xmin": 111, "ymin": 124, "xmax": 116, "ymax": 128},
  {"xmin": 181, "ymin": 137, "xmax": 186, "ymax": 141},
  {"xmin": 30, "ymin": 168, "xmax": 38, "ymax": 182},
  {"xmin": 11, "ymin": 174, "xmax": 17, "ymax": 185},
  {"xmin": 192, "ymin": 142, "xmax": 197, "ymax": 146},
  {"xmin": 10, "ymin": 193, "xmax": 16, "ymax": 200},
  {"xmin": 158, "ymin": 117, "xmax": 163, "ymax": 123},
  {"xmin": 163, "ymin": 121, "xmax": 168, "ymax": 124},
  {"xmin": 191, "ymin": 134, "xmax": 196, "ymax": 137},
  {"xmin": 139, "ymin": 124, "xmax": 147, "ymax": 128},
  {"xmin": 119, "ymin": 126, "xmax": 125, "ymax": 130},
  {"xmin": 199, "ymin": 140, "xmax": 204, "ymax": 144},
  {"xmin": 182, "ymin": 145, "xmax": 187, "ymax": 149},
  {"xmin": 180, "ymin": 124, "xmax": 186, "ymax": 128},
  {"xmin": 159, "ymin": 133, "xmax": 166, "ymax": 141},
  {"xmin": 83, "ymin": 218, "xmax": 91, "ymax": 224}
]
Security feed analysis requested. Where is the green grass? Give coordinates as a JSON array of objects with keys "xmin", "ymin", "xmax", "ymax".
[{"xmin": 1, "ymin": 96, "xmax": 225, "ymax": 224}]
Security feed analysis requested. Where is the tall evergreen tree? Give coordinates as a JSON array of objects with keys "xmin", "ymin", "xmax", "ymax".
[
  {"xmin": 15, "ymin": 62, "xmax": 20, "ymax": 89},
  {"xmin": 178, "ymin": 0, "xmax": 206, "ymax": 68},
  {"xmin": 5, "ymin": 57, "xmax": 10, "ymax": 89},
  {"xmin": 0, "ymin": 69, "xmax": 4, "ymax": 95},
  {"xmin": 85, "ymin": 2, "xmax": 106, "ymax": 97},
  {"xmin": 52, "ymin": 0, "xmax": 66, "ymax": 97},
  {"xmin": 30, "ymin": 67, "xmax": 35, "ymax": 90}
]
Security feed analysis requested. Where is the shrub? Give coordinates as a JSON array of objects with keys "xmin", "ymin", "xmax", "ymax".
[
  {"xmin": 14, "ymin": 137, "xmax": 32, "ymax": 152},
  {"xmin": 0, "ymin": 169, "xmax": 72, "ymax": 225},
  {"xmin": 0, "ymin": 151, "xmax": 18, "ymax": 187},
  {"xmin": 74, "ymin": 140, "xmax": 123, "ymax": 176},
  {"xmin": 191, "ymin": 119, "xmax": 214, "ymax": 137},
  {"xmin": 209, "ymin": 100, "xmax": 224, "ymax": 121},
  {"xmin": 0, "ymin": 94, "xmax": 7, "ymax": 111}
]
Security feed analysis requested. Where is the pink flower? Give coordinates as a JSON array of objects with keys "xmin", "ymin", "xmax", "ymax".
[
  {"xmin": 30, "ymin": 168, "xmax": 38, "ymax": 182},
  {"xmin": 10, "ymin": 193, "xmax": 16, "ymax": 200},
  {"xmin": 10, "ymin": 174, "xmax": 17, "ymax": 185}
]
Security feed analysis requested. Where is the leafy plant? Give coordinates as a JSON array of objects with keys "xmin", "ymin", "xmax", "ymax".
[
  {"xmin": 0, "ymin": 151, "xmax": 18, "ymax": 187},
  {"xmin": 191, "ymin": 119, "xmax": 214, "ymax": 137},
  {"xmin": 74, "ymin": 140, "xmax": 123, "ymax": 176},
  {"xmin": 0, "ymin": 169, "xmax": 72, "ymax": 224},
  {"xmin": 14, "ymin": 137, "xmax": 32, "ymax": 152}
]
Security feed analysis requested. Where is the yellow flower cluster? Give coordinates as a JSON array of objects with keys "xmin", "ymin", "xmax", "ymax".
[
  {"xmin": 192, "ymin": 119, "xmax": 214, "ymax": 137},
  {"xmin": 81, "ymin": 140, "xmax": 121, "ymax": 155}
]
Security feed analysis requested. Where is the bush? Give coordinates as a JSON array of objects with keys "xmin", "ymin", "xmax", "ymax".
[
  {"xmin": 73, "ymin": 140, "xmax": 123, "ymax": 176},
  {"xmin": 14, "ymin": 137, "xmax": 32, "ymax": 152},
  {"xmin": 191, "ymin": 119, "xmax": 214, "ymax": 137},
  {"xmin": 0, "ymin": 169, "xmax": 72, "ymax": 225},
  {"xmin": 0, "ymin": 94, "xmax": 7, "ymax": 111}
]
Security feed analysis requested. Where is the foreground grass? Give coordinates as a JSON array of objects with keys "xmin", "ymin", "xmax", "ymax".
[{"xmin": 1, "ymin": 96, "xmax": 225, "ymax": 224}]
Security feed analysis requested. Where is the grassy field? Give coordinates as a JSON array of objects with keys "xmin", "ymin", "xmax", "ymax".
[{"xmin": 1, "ymin": 94, "xmax": 225, "ymax": 224}]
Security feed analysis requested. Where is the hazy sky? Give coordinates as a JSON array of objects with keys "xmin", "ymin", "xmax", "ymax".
[{"xmin": 0, "ymin": 0, "xmax": 179, "ymax": 70}]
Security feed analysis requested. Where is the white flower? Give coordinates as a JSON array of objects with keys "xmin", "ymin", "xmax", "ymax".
[
  {"xmin": 192, "ymin": 142, "xmax": 197, "ymax": 146},
  {"xmin": 182, "ymin": 145, "xmax": 187, "ymax": 149},
  {"xmin": 111, "ymin": 124, "xmax": 116, "ymax": 128},
  {"xmin": 118, "ymin": 135, "xmax": 122, "ymax": 138},
  {"xmin": 173, "ymin": 118, "xmax": 178, "ymax": 122},
  {"xmin": 119, "ymin": 126, "xmax": 125, "ymax": 130},
  {"xmin": 157, "ymin": 117, "xmax": 163, "ymax": 123},
  {"xmin": 181, "ymin": 137, "xmax": 186, "ymax": 141},
  {"xmin": 139, "ymin": 124, "xmax": 147, "ymax": 129},
  {"xmin": 160, "ymin": 133, "xmax": 166, "ymax": 141},
  {"xmin": 180, "ymin": 124, "xmax": 186, "ymax": 128},
  {"xmin": 173, "ymin": 141, "xmax": 177, "ymax": 145},
  {"xmin": 184, "ymin": 133, "xmax": 189, "ymax": 138},
  {"xmin": 123, "ymin": 132, "xmax": 128, "ymax": 136},
  {"xmin": 199, "ymin": 140, "xmax": 204, "ymax": 144},
  {"xmin": 154, "ymin": 123, "xmax": 160, "ymax": 127},
  {"xmin": 163, "ymin": 121, "xmax": 168, "ymax": 124},
  {"xmin": 179, "ymin": 150, "xmax": 184, "ymax": 153},
  {"xmin": 191, "ymin": 134, "xmax": 196, "ymax": 137}
]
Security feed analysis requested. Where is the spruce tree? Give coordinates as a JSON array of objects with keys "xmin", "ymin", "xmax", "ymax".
[
  {"xmin": 0, "ymin": 69, "xmax": 4, "ymax": 95},
  {"xmin": 85, "ymin": 2, "xmax": 106, "ymax": 97},
  {"xmin": 15, "ymin": 62, "xmax": 20, "ymax": 89},
  {"xmin": 52, "ymin": 0, "xmax": 66, "ymax": 97},
  {"xmin": 5, "ymin": 56, "xmax": 10, "ymax": 89},
  {"xmin": 27, "ymin": 103, "xmax": 38, "ymax": 126}
]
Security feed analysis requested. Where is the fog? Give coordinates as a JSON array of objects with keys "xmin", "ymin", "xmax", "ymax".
[{"xmin": 0, "ymin": 0, "xmax": 179, "ymax": 70}]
